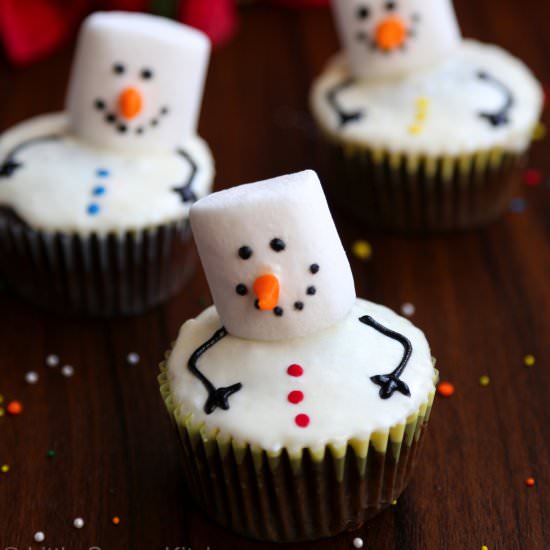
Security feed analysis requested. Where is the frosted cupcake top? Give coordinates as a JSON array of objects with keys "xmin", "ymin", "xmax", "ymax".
[
  {"xmin": 0, "ymin": 12, "xmax": 213, "ymax": 234},
  {"xmin": 165, "ymin": 171, "xmax": 435, "ymax": 452},
  {"xmin": 310, "ymin": 40, "xmax": 543, "ymax": 156}
]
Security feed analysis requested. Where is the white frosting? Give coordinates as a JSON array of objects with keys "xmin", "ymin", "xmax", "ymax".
[
  {"xmin": 332, "ymin": 0, "xmax": 461, "ymax": 81},
  {"xmin": 0, "ymin": 113, "xmax": 214, "ymax": 234},
  {"xmin": 310, "ymin": 40, "xmax": 543, "ymax": 156},
  {"xmin": 66, "ymin": 12, "xmax": 210, "ymax": 152},
  {"xmin": 167, "ymin": 298, "xmax": 435, "ymax": 454},
  {"xmin": 190, "ymin": 171, "xmax": 356, "ymax": 341}
]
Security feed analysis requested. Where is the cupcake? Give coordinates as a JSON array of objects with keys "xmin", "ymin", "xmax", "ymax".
[
  {"xmin": 310, "ymin": 0, "xmax": 543, "ymax": 232},
  {"xmin": 159, "ymin": 170, "xmax": 437, "ymax": 542},
  {"xmin": 0, "ymin": 12, "xmax": 213, "ymax": 316}
]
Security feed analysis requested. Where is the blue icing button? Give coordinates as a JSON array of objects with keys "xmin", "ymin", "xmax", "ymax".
[
  {"xmin": 96, "ymin": 168, "xmax": 110, "ymax": 178},
  {"xmin": 87, "ymin": 203, "xmax": 101, "ymax": 215},
  {"xmin": 93, "ymin": 185, "xmax": 106, "ymax": 196}
]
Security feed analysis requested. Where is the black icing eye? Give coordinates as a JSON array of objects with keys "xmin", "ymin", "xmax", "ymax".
[
  {"xmin": 270, "ymin": 238, "xmax": 286, "ymax": 252},
  {"xmin": 274, "ymin": 306, "xmax": 284, "ymax": 317},
  {"xmin": 113, "ymin": 63, "xmax": 125, "ymax": 75},
  {"xmin": 385, "ymin": 1, "xmax": 396, "ymax": 10},
  {"xmin": 236, "ymin": 284, "xmax": 248, "ymax": 296},
  {"xmin": 141, "ymin": 68, "xmax": 153, "ymax": 80},
  {"xmin": 161, "ymin": 106, "xmax": 169, "ymax": 115},
  {"xmin": 94, "ymin": 99, "xmax": 105, "ymax": 111},
  {"xmin": 356, "ymin": 5, "xmax": 370, "ymax": 19},
  {"xmin": 310, "ymin": 263, "xmax": 319, "ymax": 274},
  {"xmin": 238, "ymin": 246, "xmax": 253, "ymax": 260},
  {"xmin": 306, "ymin": 286, "xmax": 317, "ymax": 296}
]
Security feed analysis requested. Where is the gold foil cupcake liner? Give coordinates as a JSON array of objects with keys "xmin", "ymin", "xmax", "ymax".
[
  {"xmin": 0, "ymin": 211, "xmax": 194, "ymax": 316},
  {"xmin": 159, "ymin": 363, "xmax": 437, "ymax": 542},
  {"xmin": 323, "ymin": 136, "xmax": 527, "ymax": 232}
]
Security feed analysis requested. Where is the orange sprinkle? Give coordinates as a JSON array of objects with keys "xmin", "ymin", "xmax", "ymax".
[
  {"xmin": 6, "ymin": 400, "xmax": 23, "ymax": 415},
  {"xmin": 112, "ymin": 516, "xmax": 120, "ymax": 525},
  {"xmin": 525, "ymin": 477, "xmax": 535, "ymax": 487},
  {"xmin": 437, "ymin": 382, "xmax": 455, "ymax": 398}
]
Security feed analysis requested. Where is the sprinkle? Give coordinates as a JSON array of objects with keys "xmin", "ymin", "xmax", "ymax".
[
  {"xmin": 25, "ymin": 371, "xmax": 39, "ymax": 384},
  {"xmin": 1, "ymin": 464, "xmax": 9, "ymax": 473},
  {"xmin": 0, "ymin": 407, "xmax": 4, "ymax": 417},
  {"xmin": 126, "ymin": 352, "xmax": 140, "ymax": 365},
  {"xmin": 34, "ymin": 531, "xmax": 45, "ymax": 543},
  {"xmin": 73, "ymin": 517, "xmax": 85, "ymax": 529},
  {"xmin": 7, "ymin": 400, "xmax": 23, "ymax": 415},
  {"xmin": 523, "ymin": 169, "xmax": 543, "ymax": 186},
  {"xmin": 437, "ymin": 382, "xmax": 455, "ymax": 398},
  {"xmin": 392, "ymin": 499, "xmax": 398, "ymax": 505},
  {"xmin": 401, "ymin": 302, "xmax": 415, "ymax": 317},
  {"xmin": 295, "ymin": 413, "xmax": 310, "ymax": 428},
  {"xmin": 524, "ymin": 354, "xmax": 535, "ymax": 367},
  {"xmin": 351, "ymin": 240, "xmax": 372, "ymax": 261},
  {"xmin": 481, "ymin": 546, "xmax": 489, "ymax": 550},
  {"xmin": 112, "ymin": 516, "xmax": 121, "ymax": 525},
  {"xmin": 47, "ymin": 450, "xmax": 55, "ymax": 458},
  {"xmin": 509, "ymin": 197, "xmax": 526, "ymax": 213},
  {"xmin": 0, "ymin": 394, "xmax": 3, "ymax": 404},
  {"xmin": 45, "ymin": 354, "xmax": 60, "ymax": 367},
  {"xmin": 353, "ymin": 537, "xmax": 364, "ymax": 549},
  {"xmin": 525, "ymin": 477, "xmax": 535, "ymax": 487},
  {"xmin": 61, "ymin": 365, "xmax": 75, "ymax": 378},
  {"xmin": 479, "ymin": 375, "xmax": 490, "ymax": 386},
  {"xmin": 87, "ymin": 203, "xmax": 100, "ymax": 215},
  {"xmin": 532, "ymin": 122, "xmax": 546, "ymax": 141},
  {"xmin": 96, "ymin": 168, "xmax": 110, "ymax": 178},
  {"xmin": 93, "ymin": 185, "xmax": 107, "ymax": 196}
]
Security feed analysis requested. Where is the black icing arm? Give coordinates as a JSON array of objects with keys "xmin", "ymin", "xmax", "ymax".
[
  {"xmin": 188, "ymin": 327, "xmax": 243, "ymax": 414},
  {"xmin": 326, "ymin": 77, "xmax": 365, "ymax": 128},
  {"xmin": 172, "ymin": 148, "xmax": 198, "ymax": 203},
  {"xmin": 359, "ymin": 315, "xmax": 412, "ymax": 399},
  {"xmin": 476, "ymin": 70, "xmax": 514, "ymax": 128},
  {"xmin": 0, "ymin": 135, "xmax": 61, "ymax": 178}
]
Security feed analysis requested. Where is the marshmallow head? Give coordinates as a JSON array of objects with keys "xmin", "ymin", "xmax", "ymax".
[
  {"xmin": 190, "ymin": 170, "xmax": 356, "ymax": 341},
  {"xmin": 332, "ymin": 0, "xmax": 461, "ymax": 81},
  {"xmin": 66, "ymin": 12, "xmax": 210, "ymax": 152}
]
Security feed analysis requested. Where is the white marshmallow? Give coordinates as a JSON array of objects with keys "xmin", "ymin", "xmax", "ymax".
[
  {"xmin": 332, "ymin": 0, "xmax": 461, "ymax": 81},
  {"xmin": 66, "ymin": 12, "xmax": 210, "ymax": 152},
  {"xmin": 190, "ymin": 170, "xmax": 356, "ymax": 341}
]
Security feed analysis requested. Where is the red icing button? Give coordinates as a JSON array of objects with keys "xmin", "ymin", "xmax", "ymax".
[
  {"xmin": 287, "ymin": 364, "xmax": 304, "ymax": 377},
  {"xmin": 287, "ymin": 390, "xmax": 304, "ymax": 404},
  {"xmin": 295, "ymin": 414, "xmax": 310, "ymax": 428}
]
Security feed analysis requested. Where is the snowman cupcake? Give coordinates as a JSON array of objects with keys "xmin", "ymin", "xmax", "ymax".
[
  {"xmin": 310, "ymin": 0, "xmax": 543, "ymax": 232},
  {"xmin": 0, "ymin": 12, "xmax": 213, "ymax": 316},
  {"xmin": 159, "ymin": 170, "xmax": 437, "ymax": 542}
]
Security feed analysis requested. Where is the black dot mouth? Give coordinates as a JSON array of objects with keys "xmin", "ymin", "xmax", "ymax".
[{"xmin": 93, "ymin": 99, "xmax": 170, "ymax": 136}]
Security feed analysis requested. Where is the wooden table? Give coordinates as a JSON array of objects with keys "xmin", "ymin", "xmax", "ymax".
[{"xmin": 1, "ymin": 2, "xmax": 548, "ymax": 549}]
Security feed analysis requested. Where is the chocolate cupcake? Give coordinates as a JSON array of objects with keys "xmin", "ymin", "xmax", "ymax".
[
  {"xmin": 159, "ymin": 170, "xmax": 437, "ymax": 542},
  {"xmin": 0, "ymin": 12, "xmax": 213, "ymax": 316},
  {"xmin": 310, "ymin": 0, "xmax": 543, "ymax": 232}
]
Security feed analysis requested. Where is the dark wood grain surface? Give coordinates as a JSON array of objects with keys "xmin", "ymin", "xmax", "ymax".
[{"xmin": 1, "ymin": 2, "xmax": 549, "ymax": 549}]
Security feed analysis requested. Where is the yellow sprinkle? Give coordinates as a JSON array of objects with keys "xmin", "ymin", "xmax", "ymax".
[
  {"xmin": 392, "ymin": 499, "xmax": 398, "ymax": 505},
  {"xmin": 0, "ymin": 407, "xmax": 4, "ymax": 417},
  {"xmin": 524, "ymin": 355, "xmax": 535, "ymax": 367},
  {"xmin": 0, "ymin": 394, "xmax": 3, "ymax": 404},
  {"xmin": 481, "ymin": 546, "xmax": 489, "ymax": 550},
  {"xmin": 1, "ymin": 464, "xmax": 9, "ymax": 473},
  {"xmin": 532, "ymin": 122, "xmax": 546, "ymax": 141},
  {"xmin": 409, "ymin": 125, "xmax": 422, "ymax": 135},
  {"xmin": 351, "ymin": 240, "xmax": 372, "ymax": 261},
  {"xmin": 479, "ymin": 375, "xmax": 490, "ymax": 386}
]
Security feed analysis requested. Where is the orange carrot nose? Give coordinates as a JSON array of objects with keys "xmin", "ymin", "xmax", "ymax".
[
  {"xmin": 253, "ymin": 274, "xmax": 280, "ymax": 311},
  {"xmin": 118, "ymin": 87, "xmax": 143, "ymax": 119},
  {"xmin": 375, "ymin": 16, "xmax": 407, "ymax": 51}
]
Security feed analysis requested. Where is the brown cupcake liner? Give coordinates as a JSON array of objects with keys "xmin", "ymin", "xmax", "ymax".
[
  {"xmin": 0, "ymin": 209, "xmax": 195, "ymax": 317},
  {"xmin": 159, "ymin": 363, "xmax": 436, "ymax": 542},
  {"xmin": 324, "ymin": 141, "xmax": 527, "ymax": 232}
]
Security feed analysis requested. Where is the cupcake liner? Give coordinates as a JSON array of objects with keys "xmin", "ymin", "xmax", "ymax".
[
  {"xmin": 324, "ymin": 139, "xmax": 527, "ymax": 232},
  {"xmin": 0, "ymin": 209, "xmax": 194, "ymax": 316},
  {"xmin": 159, "ymin": 363, "xmax": 436, "ymax": 542}
]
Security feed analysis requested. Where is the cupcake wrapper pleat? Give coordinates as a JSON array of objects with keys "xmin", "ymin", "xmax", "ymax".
[
  {"xmin": 0, "ymin": 211, "xmax": 194, "ymax": 316},
  {"xmin": 325, "ymin": 141, "xmax": 526, "ymax": 232},
  {"xmin": 159, "ymin": 364, "xmax": 436, "ymax": 542}
]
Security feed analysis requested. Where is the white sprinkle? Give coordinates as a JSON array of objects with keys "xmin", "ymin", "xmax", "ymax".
[
  {"xmin": 353, "ymin": 537, "xmax": 364, "ymax": 549},
  {"xmin": 34, "ymin": 531, "xmax": 45, "ymax": 542},
  {"xmin": 126, "ymin": 352, "xmax": 140, "ymax": 365},
  {"xmin": 61, "ymin": 365, "xmax": 74, "ymax": 378},
  {"xmin": 45, "ymin": 354, "xmax": 59, "ymax": 367},
  {"xmin": 73, "ymin": 517, "xmax": 85, "ymax": 529},
  {"xmin": 401, "ymin": 302, "xmax": 415, "ymax": 317},
  {"xmin": 25, "ymin": 371, "xmax": 39, "ymax": 384}
]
